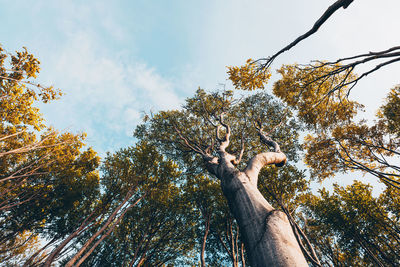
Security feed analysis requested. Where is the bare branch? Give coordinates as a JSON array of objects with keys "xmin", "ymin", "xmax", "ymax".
[
  {"xmin": 256, "ymin": 0, "xmax": 354, "ymax": 70},
  {"xmin": 296, "ymin": 48, "xmax": 400, "ymax": 99},
  {"xmin": 199, "ymin": 96, "xmax": 218, "ymax": 127},
  {"xmin": 173, "ymin": 124, "xmax": 205, "ymax": 156},
  {"xmin": 217, "ymin": 112, "xmax": 231, "ymax": 152},
  {"xmin": 233, "ymin": 132, "xmax": 245, "ymax": 165},
  {"xmin": 172, "ymin": 123, "xmax": 219, "ymax": 176},
  {"xmin": 0, "ymin": 130, "xmax": 25, "ymax": 142},
  {"xmin": 0, "ymin": 131, "xmax": 76, "ymax": 158},
  {"xmin": 335, "ymin": 140, "xmax": 400, "ymax": 189},
  {"xmin": 0, "ymin": 75, "xmax": 51, "ymax": 91},
  {"xmin": 256, "ymin": 124, "xmax": 281, "ymax": 153}
]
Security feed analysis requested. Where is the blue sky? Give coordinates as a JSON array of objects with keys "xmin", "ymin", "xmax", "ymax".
[{"xmin": 1, "ymin": 0, "xmax": 399, "ymax": 161}]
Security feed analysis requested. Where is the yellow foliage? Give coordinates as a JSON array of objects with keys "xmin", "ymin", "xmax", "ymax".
[
  {"xmin": 227, "ymin": 59, "xmax": 271, "ymax": 91},
  {"xmin": 273, "ymin": 63, "xmax": 362, "ymax": 130},
  {"xmin": 0, "ymin": 231, "xmax": 44, "ymax": 265},
  {"xmin": 0, "ymin": 46, "xmax": 100, "ymax": 248}
]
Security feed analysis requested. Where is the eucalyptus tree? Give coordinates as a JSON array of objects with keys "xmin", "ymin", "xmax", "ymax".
[{"xmin": 135, "ymin": 88, "xmax": 311, "ymax": 266}]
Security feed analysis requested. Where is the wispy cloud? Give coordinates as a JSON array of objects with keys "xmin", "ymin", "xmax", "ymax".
[{"xmin": 37, "ymin": 10, "xmax": 185, "ymax": 154}]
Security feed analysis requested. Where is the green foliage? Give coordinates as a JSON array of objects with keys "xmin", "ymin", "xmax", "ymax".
[
  {"xmin": 302, "ymin": 181, "xmax": 400, "ymax": 266},
  {"xmin": 3, "ymin": 43, "xmax": 398, "ymax": 266},
  {"xmin": 135, "ymin": 88, "xmax": 302, "ymax": 171},
  {"xmin": 378, "ymin": 85, "xmax": 400, "ymax": 136},
  {"xmin": 184, "ymin": 175, "xmax": 242, "ymax": 265},
  {"xmin": 135, "ymin": 87, "xmax": 307, "ymax": 265},
  {"xmin": 259, "ymin": 164, "xmax": 309, "ymax": 212},
  {"xmin": 273, "ymin": 63, "xmax": 400, "ymax": 187},
  {"xmin": 78, "ymin": 143, "xmax": 196, "ymax": 266}
]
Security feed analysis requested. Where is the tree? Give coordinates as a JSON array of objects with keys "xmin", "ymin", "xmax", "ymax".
[
  {"xmin": 239, "ymin": 0, "xmax": 399, "ymax": 92},
  {"xmin": 229, "ymin": 1, "xmax": 400, "ymax": 265},
  {"xmin": 0, "ymin": 45, "xmax": 100, "ymax": 265},
  {"xmin": 0, "ymin": 231, "xmax": 45, "ymax": 266},
  {"xmin": 183, "ymin": 175, "xmax": 222, "ymax": 266},
  {"xmin": 74, "ymin": 142, "xmax": 196, "ymax": 267},
  {"xmin": 227, "ymin": 0, "xmax": 400, "ymax": 188},
  {"xmin": 302, "ymin": 181, "xmax": 400, "ymax": 266},
  {"xmin": 136, "ymin": 89, "xmax": 310, "ymax": 266}
]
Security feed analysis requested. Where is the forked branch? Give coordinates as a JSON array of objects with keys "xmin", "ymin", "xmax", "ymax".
[
  {"xmin": 299, "ymin": 48, "xmax": 400, "ymax": 96},
  {"xmin": 254, "ymin": 121, "xmax": 281, "ymax": 154},
  {"xmin": 172, "ymin": 123, "xmax": 219, "ymax": 175},
  {"xmin": 244, "ymin": 123, "xmax": 286, "ymax": 184},
  {"xmin": 216, "ymin": 112, "xmax": 231, "ymax": 152}
]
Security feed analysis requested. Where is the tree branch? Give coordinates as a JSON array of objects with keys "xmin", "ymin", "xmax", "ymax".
[
  {"xmin": 256, "ymin": 0, "xmax": 354, "ymax": 70},
  {"xmin": 244, "ymin": 124, "xmax": 287, "ymax": 183}
]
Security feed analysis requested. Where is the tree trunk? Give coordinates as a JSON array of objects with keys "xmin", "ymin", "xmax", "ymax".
[
  {"xmin": 75, "ymin": 204, "xmax": 133, "ymax": 267},
  {"xmin": 65, "ymin": 191, "xmax": 143, "ymax": 267},
  {"xmin": 240, "ymin": 243, "xmax": 246, "ymax": 267},
  {"xmin": 176, "ymin": 114, "xmax": 309, "ymax": 266},
  {"xmin": 200, "ymin": 214, "xmax": 210, "ymax": 267},
  {"xmin": 23, "ymin": 237, "xmax": 57, "ymax": 267},
  {"xmin": 220, "ymin": 170, "xmax": 307, "ymax": 267},
  {"xmin": 43, "ymin": 208, "xmax": 100, "ymax": 267}
]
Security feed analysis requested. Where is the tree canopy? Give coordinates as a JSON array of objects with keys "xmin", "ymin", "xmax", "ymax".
[{"xmin": 2, "ymin": 1, "xmax": 400, "ymax": 265}]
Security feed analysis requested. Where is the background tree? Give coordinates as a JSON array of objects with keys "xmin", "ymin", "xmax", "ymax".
[
  {"xmin": 268, "ymin": 62, "xmax": 400, "ymax": 266},
  {"xmin": 302, "ymin": 181, "xmax": 400, "ymax": 266},
  {"xmin": 0, "ymin": 45, "xmax": 100, "ymax": 266},
  {"xmin": 226, "ymin": 0, "xmax": 400, "ymax": 190},
  {"xmin": 184, "ymin": 174, "xmax": 248, "ymax": 267},
  {"xmin": 229, "ymin": 0, "xmax": 399, "ymax": 96},
  {"xmin": 74, "ymin": 142, "xmax": 197, "ymax": 267},
  {"xmin": 270, "ymin": 63, "xmax": 400, "ymax": 188}
]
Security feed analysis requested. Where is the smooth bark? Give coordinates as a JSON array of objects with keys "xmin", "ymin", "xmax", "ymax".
[
  {"xmin": 43, "ymin": 212, "xmax": 98, "ymax": 267},
  {"xmin": 201, "ymin": 134, "xmax": 308, "ymax": 266},
  {"xmin": 175, "ymin": 113, "xmax": 308, "ymax": 266},
  {"xmin": 219, "ymin": 168, "xmax": 307, "ymax": 267},
  {"xmin": 65, "ymin": 190, "xmax": 142, "ymax": 267}
]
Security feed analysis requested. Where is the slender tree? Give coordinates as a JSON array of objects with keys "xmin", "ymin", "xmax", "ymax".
[{"xmin": 0, "ymin": 45, "xmax": 100, "ymax": 265}]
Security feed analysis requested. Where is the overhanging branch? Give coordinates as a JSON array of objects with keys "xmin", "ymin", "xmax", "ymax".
[{"xmin": 256, "ymin": 0, "xmax": 354, "ymax": 70}]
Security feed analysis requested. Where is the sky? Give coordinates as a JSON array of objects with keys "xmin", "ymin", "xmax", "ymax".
[{"xmin": 1, "ymin": 0, "xmax": 400, "ymax": 190}]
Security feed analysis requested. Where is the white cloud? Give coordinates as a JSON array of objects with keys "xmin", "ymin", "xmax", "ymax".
[
  {"xmin": 129, "ymin": 64, "xmax": 181, "ymax": 110},
  {"xmin": 38, "ymin": 18, "xmax": 184, "ymax": 154}
]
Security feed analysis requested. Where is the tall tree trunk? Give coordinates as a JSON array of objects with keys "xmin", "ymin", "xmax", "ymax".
[
  {"xmin": 176, "ymin": 113, "xmax": 309, "ymax": 266},
  {"xmin": 200, "ymin": 214, "xmax": 210, "ymax": 267},
  {"xmin": 240, "ymin": 243, "xmax": 246, "ymax": 267},
  {"xmin": 75, "ymin": 205, "xmax": 131, "ymax": 267},
  {"xmin": 43, "ymin": 208, "xmax": 100, "ymax": 267},
  {"xmin": 65, "ymin": 191, "xmax": 143, "ymax": 267},
  {"xmin": 220, "ymin": 169, "xmax": 307, "ymax": 267},
  {"xmin": 23, "ymin": 237, "xmax": 57, "ymax": 267}
]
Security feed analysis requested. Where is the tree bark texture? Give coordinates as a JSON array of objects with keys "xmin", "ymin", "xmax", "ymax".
[
  {"xmin": 199, "ymin": 124, "xmax": 308, "ymax": 266},
  {"xmin": 219, "ymin": 164, "xmax": 307, "ymax": 267}
]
